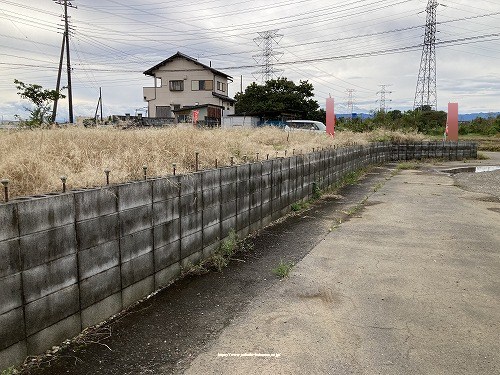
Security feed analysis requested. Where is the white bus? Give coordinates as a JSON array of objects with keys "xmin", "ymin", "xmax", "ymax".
[{"xmin": 284, "ymin": 120, "xmax": 326, "ymax": 132}]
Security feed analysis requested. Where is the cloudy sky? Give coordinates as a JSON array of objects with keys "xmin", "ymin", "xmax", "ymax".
[{"xmin": 0, "ymin": 0, "xmax": 499, "ymax": 121}]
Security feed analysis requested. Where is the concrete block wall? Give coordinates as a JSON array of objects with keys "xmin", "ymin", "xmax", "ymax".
[{"xmin": 0, "ymin": 141, "xmax": 477, "ymax": 370}]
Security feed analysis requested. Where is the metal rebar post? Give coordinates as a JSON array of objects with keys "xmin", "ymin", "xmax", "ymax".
[
  {"xmin": 104, "ymin": 169, "xmax": 110, "ymax": 185},
  {"xmin": 1, "ymin": 179, "xmax": 9, "ymax": 202},
  {"xmin": 143, "ymin": 165, "xmax": 147, "ymax": 180},
  {"xmin": 172, "ymin": 163, "xmax": 176, "ymax": 176},
  {"xmin": 60, "ymin": 175, "xmax": 67, "ymax": 193},
  {"xmin": 195, "ymin": 152, "xmax": 199, "ymax": 172}
]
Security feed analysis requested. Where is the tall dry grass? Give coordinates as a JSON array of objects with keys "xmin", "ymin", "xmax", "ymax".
[{"xmin": 0, "ymin": 126, "xmax": 425, "ymax": 199}]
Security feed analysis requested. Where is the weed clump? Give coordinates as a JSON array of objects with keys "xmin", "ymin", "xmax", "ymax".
[{"xmin": 272, "ymin": 259, "xmax": 294, "ymax": 279}]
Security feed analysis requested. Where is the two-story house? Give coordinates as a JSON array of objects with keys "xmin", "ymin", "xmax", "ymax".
[{"xmin": 143, "ymin": 52, "xmax": 235, "ymax": 126}]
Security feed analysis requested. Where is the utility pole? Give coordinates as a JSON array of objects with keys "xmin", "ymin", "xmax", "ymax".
[
  {"xmin": 377, "ymin": 85, "xmax": 392, "ymax": 113},
  {"xmin": 252, "ymin": 30, "xmax": 283, "ymax": 83},
  {"xmin": 346, "ymin": 89, "xmax": 355, "ymax": 120},
  {"xmin": 414, "ymin": 0, "xmax": 438, "ymax": 111},
  {"xmin": 53, "ymin": 0, "xmax": 77, "ymax": 123},
  {"xmin": 51, "ymin": 33, "xmax": 65, "ymax": 123}
]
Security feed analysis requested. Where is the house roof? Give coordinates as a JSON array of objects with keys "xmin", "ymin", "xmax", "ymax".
[
  {"xmin": 143, "ymin": 52, "xmax": 233, "ymax": 81},
  {"xmin": 212, "ymin": 91, "xmax": 236, "ymax": 103}
]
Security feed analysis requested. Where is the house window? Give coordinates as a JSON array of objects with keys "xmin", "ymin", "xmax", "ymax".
[
  {"xmin": 191, "ymin": 80, "xmax": 213, "ymax": 91},
  {"xmin": 169, "ymin": 80, "xmax": 184, "ymax": 91},
  {"xmin": 217, "ymin": 81, "xmax": 226, "ymax": 92}
]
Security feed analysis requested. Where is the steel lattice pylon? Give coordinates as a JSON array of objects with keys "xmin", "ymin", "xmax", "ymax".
[
  {"xmin": 252, "ymin": 30, "xmax": 283, "ymax": 83},
  {"xmin": 414, "ymin": 0, "xmax": 438, "ymax": 111}
]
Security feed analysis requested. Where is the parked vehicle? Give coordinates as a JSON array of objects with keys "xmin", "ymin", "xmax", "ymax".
[{"xmin": 284, "ymin": 120, "xmax": 326, "ymax": 132}]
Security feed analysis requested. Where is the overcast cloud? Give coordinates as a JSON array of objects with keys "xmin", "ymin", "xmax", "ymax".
[{"xmin": 0, "ymin": 0, "xmax": 499, "ymax": 121}]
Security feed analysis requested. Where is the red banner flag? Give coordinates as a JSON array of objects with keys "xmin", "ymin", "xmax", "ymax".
[{"xmin": 193, "ymin": 110, "xmax": 199, "ymax": 124}]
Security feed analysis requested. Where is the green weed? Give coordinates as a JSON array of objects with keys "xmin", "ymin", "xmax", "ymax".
[
  {"xmin": 1, "ymin": 367, "xmax": 17, "ymax": 375},
  {"xmin": 272, "ymin": 259, "xmax": 294, "ymax": 279},
  {"xmin": 477, "ymin": 152, "xmax": 489, "ymax": 160}
]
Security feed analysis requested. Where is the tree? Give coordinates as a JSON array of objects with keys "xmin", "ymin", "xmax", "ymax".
[
  {"xmin": 234, "ymin": 78, "xmax": 320, "ymax": 119},
  {"xmin": 14, "ymin": 79, "xmax": 66, "ymax": 128}
]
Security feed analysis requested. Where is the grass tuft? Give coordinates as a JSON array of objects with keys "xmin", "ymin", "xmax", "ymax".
[{"xmin": 272, "ymin": 259, "xmax": 294, "ymax": 279}]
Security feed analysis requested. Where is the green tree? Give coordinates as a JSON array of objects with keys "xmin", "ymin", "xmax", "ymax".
[
  {"xmin": 234, "ymin": 78, "xmax": 320, "ymax": 119},
  {"xmin": 14, "ymin": 79, "xmax": 66, "ymax": 128}
]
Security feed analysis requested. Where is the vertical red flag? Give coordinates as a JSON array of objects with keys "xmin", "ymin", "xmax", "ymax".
[
  {"xmin": 193, "ymin": 110, "xmax": 199, "ymax": 124},
  {"xmin": 326, "ymin": 98, "xmax": 335, "ymax": 136},
  {"xmin": 447, "ymin": 103, "xmax": 458, "ymax": 141}
]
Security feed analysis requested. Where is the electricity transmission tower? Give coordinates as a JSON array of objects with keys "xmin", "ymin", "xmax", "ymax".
[
  {"xmin": 252, "ymin": 30, "xmax": 283, "ymax": 83},
  {"xmin": 52, "ymin": 0, "xmax": 77, "ymax": 124},
  {"xmin": 346, "ymin": 89, "xmax": 355, "ymax": 120},
  {"xmin": 414, "ymin": 0, "xmax": 438, "ymax": 111},
  {"xmin": 377, "ymin": 85, "xmax": 392, "ymax": 112}
]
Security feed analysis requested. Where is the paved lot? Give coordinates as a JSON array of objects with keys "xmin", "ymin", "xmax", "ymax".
[{"xmin": 184, "ymin": 154, "xmax": 500, "ymax": 374}]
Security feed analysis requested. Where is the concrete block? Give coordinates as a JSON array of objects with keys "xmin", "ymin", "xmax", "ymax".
[
  {"xmin": 180, "ymin": 231, "xmax": 203, "ymax": 259},
  {"xmin": 17, "ymin": 194, "xmax": 74, "ymax": 236},
  {"xmin": 237, "ymin": 225, "xmax": 250, "ymax": 239},
  {"xmin": 20, "ymin": 224, "xmax": 77, "ymax": 270},
  {"xmin": 201, "ymin": 169, "xmax": 219, "ymax": 190},
  {"xmin": 117, "ymin": 180, "xmax": 152, "ymax": 211},
  {"xmin": 250, "ymin": 191, "xmax": 261, "ymax": 208},
  {"xmin": 250, "ymin": 162, "xmax": 262, "ymax": 178},
  {"xmin": 180, "ymin": 193, "xmax": 199, "ymax": 216},
  {"xmin": 203, "ymin": 205, "xmax": 220, "ymax": 227},
  {"xmin": 179, "ymin": 174, "xmax": 200, "ymax": 196},
  {"xmin": 249, "ymin": 207, "xmax": 261, "ymax": 226},
  {"xmin": 0, "ymin": 238, "xmax": 20, "ymax": 278},
  {"xmin": 271, "ymin": 183, "xmax": 280, "ymax": 200},
  {"xmin": 202, "ymin": 242, "xmax": 219, "ymax": 259},
  {"xmin": 153, "ymin": 219, "xmax": 180, "ymax": 249},
  {"xmin": 202, "ymin": 187, "xmax": 220, "ymax": 210},
  {"xmin": 120, "ymin": 228, "xmax": 153, "ymax": 263},
  {"xmin": 261, "ymin": 187, "xmax": 271, "ymax": 204},
  {"xmin": 78, "ymin": 240, "xmax": 119, "ymax": 280},
  {"xmin": 203, "ymin": 224, "xmax": 220, "ymax": 247},
  {"xmin": 153, "ymin": 197, "xmax": 179, "ymax": 225},
  {"xmin": 272, "ymin": 159, "xmax": 282, "ymax": 174},
  {"xmin": 221, "ymin": 200, "xmax": 236, "ymax": 221},
  {"xmin": 152, "ymin": 176, "xmax": 180, "ymax": 203},
  {"xmin": 25, "ymin": 284, "xmax": 79, "ymax": 336},
  {"xmin": 119, "ymin": 205, "xmax": 153, "ymax": 237},
  {"xmin": 122, "ymin": 276, "xmax": 154, "ymax": 308},
  {"xmin": 23, "ymin": 254, "xmax": 77, "ymax": 303},
  {"xmin": 249, "ymin": 218, "xmax": 261, "ymax": 233},
  {"xmin": 74, "ymin": 187, "xmax": 117, "ymax": 221},
  {"xmin": 0, "ymin": 307, "xmax": 25, "ymax": 351},
  {"xmin": 220, "ymin": 166, "xmax": 236, "ymax": 183},
  {"xmin": 261, "ymin": 201, "xmax": 271, "ymax": 219},
  {"xmin": 81, "ymin": 292, "xmax": 122, "ymax": 329},
  {"xmin": 154, "ymin": 240, "xmax": 180, "ymax": 271},
  {"xmin": 76, "ymin": 213, "xmax": 119, "ymax": 251},
  {"xmin": 237, "ymin": 164, "xmax": 250, "ymax": 182},
  {"xmin": 261, "ymin": 160, "xmax": 272, "ymax": 175},
  {"xmin": 236, "ymin": 195, "xmax": 249, "ymax": 213},
  {"xmin": 221, "ymin": 217, "xmax": 236, "ymax": 239},
  {"xmin": 220, "ymin": 182, "xmax": 237, "ymax": 203},
  {"xmin": 236, "ymin": 211, "xmax": 249, "ymax": 231},
  {"xmin": 0, "ymin": 273, "xmax": 22, "ymax": 315},
  {"xmin": 262, "ymin": 213, "xmax": 273, "ymax": 227},
  {"xmin": 0, "ymin": 204, "xmax": 18, "ymax": 242},
  {"xmin": 26, "ymin": 313, "xmax": 81, "ymax": 356},
  {"xmin": 154, "ymin": 263, "xmax": 181, "ymax": 289},
  {"xmin": 121, "ymin": 251, "xmax": 154, "ymax": 288},
  {"xmin": 180, "ymin": 212, "xmax": 202, "ymax": 238},
  {"xmin": 79, "ymin": 266, "xmax": 121, "ymax": 309},
  {"xmin": 180, "ymin": 251, "xmax": 203, "ymax": 270},
  {"xmin": 237, "ymin": 179, "xmax": 249, "ymax": 197},
  {"xmin": 261, "ymin": 174, "xmax": 272, "ymax": 191},
  {"xmin": 0, "ymin": 340, "xmax": 27, "ymax": 372}
]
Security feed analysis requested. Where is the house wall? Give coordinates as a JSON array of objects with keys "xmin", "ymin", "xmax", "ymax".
[
  {"xmin": 0, "ymin": 141, "xmax": 477, "ymax": 371},
  {"xmin": 143, "ymin": 58, "xmax": 231, "ymax": 118}
]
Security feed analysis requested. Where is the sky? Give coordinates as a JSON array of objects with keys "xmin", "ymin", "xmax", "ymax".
[{"xmin": 0, "ymin": 0, "xmax": 499, "ymax": 122}]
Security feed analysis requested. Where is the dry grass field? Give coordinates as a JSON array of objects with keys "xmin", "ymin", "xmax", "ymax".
[{"xmin": 0, "ymin": 126, "xmax": 425, "ymax": 199}]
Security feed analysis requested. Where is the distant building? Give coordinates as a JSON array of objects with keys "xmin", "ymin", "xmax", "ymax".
[{"xmin": 143, "ymin": 52, "xmax": 235, "ymax": 126}]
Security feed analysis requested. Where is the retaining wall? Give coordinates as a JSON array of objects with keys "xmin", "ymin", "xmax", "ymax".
[{"xmin": 0, "ymin": 141, "xmax": 477, "ymax": 369}]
